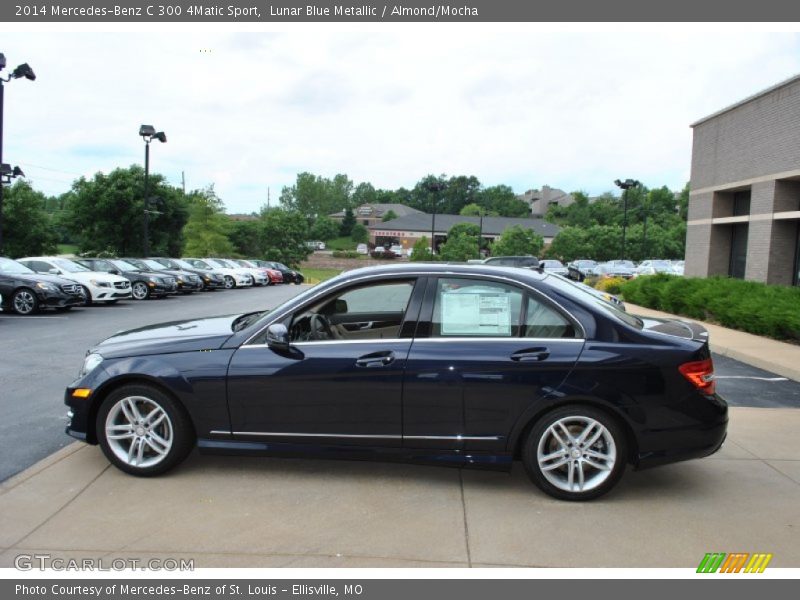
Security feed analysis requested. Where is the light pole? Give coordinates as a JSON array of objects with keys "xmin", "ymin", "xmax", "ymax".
[
  {"xmin": 427, "ymin": 180, "xmax": 445, "ymax": 255},
  {"xmin": 0, "ymin": 53, "xmax": 36, "ymax": 253},
  {"xmin": 139, "ymin": 125, "xmax": 167, "ymax": 256},
  {"xmin": 614, "ymin": 178, "xmax": 639, "ymax": 260}
]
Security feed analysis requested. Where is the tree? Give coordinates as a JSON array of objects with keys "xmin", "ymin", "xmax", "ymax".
[
  {"xmin": 279, "ymin": 172, "xmax": 354, "ymax": 217},
  {"xmin": 490, "ymin": 225, "xmax": 544, "ymax": 257},
  {"xmin": 258, "ymin": 208, "xmax": 311, "ymax": 267},
  {"xmin": 1, "ymin": 180, "xmax": 58, "ymax": 258},
  {"xmin": 309, "ymin": 216, "xmax": 340, "ymax": 241},
  {"xmin": 478, "ymin": 185, "xmax": 529, "ymax": 217},
  {"xmin": 339, "ymin": 207, "xmax": 356, "ymax": 236},
  {"xmin": 409, "ymin": 236, "xmax": 435, "ymax": 262},
  {"xmin": 350, "ymin": 223, "xmax": 369, "ymax": 243},
  {"xmin": 228, "ymin": 220, "xmax": 261, "ymax": 258},
  {"xmin": 183, "ymin": 186, "xmax": 234, "ymax": 257},
  {"xmin": 439, "ymin": 222, "xmax": 480, "ymax": 262},
  {"xmin": 381, "ymin": 209, "xmax": 398, "ymax": 222},
  {"xmin": 62, "ymin": 165, "xmax": 188, "ymax": 256}
]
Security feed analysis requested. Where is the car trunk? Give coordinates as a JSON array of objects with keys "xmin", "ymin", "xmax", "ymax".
[{"xmin": 640, "ymin": 316, "xmax": 710, "ymax": 343}]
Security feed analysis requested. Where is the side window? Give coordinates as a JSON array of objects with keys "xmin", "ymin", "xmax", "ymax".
[
  {"xmin": 431, "ymin": 278, "xmax": 523, "ymax": 337},
  {"xmin": 30, "ymin": 261, "xmax": 52, "ymax": 273},
  {"xmin": 288, "ymin": 280, "xmax": 415, "ymax": 343},
  {"xmin": 525, "ymin": 295, "xmax": 576, "ymax": 339}
]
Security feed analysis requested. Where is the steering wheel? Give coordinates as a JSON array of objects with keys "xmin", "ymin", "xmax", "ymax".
[{"xmin": 309, "ymin": 314, "xmax": 336, "ymax": 341}]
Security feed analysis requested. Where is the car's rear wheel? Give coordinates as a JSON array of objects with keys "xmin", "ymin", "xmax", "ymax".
[
  {"xmin": 131, "ymin": 281, "xmax": 150, "ymax": 300},
  {"xmin": 96, "ymin": 384, "xmax": 194, "ymax": 476},
  {"xmin": 12, "ymin": 288, "xmax": 39, "ymax": 315},
  {"xmin": 522, "ymin": 405, "xmax": 627, "ymax": 501}
]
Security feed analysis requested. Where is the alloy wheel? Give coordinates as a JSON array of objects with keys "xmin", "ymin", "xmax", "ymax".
[
  {"xmin": 105, "ymin": 396, "xmax": 174, "ymax": 469},
  {"xmin": 132, "ymin": 281, "xmax": 150, "ymax": 300},
  {"xmin": 13, "ymin": 289, "xmax": 37, "ymax": 315},
  {"xmin": 224, "ymin": 275, "xmax": 235, "ymax": 289}
]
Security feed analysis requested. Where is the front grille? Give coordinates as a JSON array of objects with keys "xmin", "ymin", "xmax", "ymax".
[
  {"xmin": 61, "ymin": 284, "xmax": 80, "ymax": 295},
  {"xmin": 188, "ymin": 275, "xmax": 201, "ymax": 283},
  {"xmin": 163, "ymin": 277, "xmax": 176, "ymax": 284},
  {"xmin": 114, "ymin": 281, "xmax": 130, "ymax": 289}
]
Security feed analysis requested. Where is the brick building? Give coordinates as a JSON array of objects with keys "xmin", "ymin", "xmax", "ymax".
[{"xmin": 686, "ymin": 75, "xmax": 800, "ymax": 285}]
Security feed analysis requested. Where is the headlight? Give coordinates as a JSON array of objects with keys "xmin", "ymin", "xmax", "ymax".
[
  {"xmin": 89, "ymin": 279, "xmax": 111, "ymax": 288},
  {"xmin": 79, "ymin": 353, "xmax": 103, "ymax": 378},
  {"xmin": 35, "ymin": 282, "xmax": 57, "ymax": 291}
]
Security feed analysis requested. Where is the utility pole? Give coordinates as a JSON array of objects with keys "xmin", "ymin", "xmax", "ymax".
[
  {"xmin": 181, "ymin": 170, "xmax": 185, "ymax": 194},
  {"xmin": 267, "ymin": 187, "xmax": 270, "ymax": 209},
  {"xmin": 614, "ymin": 179, "xmax": 640, "ymax": 260}
]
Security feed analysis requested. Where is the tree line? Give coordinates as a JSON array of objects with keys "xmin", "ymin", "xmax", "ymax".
[{"xmin": 0, "ymin": 165, "xmax": 689, "ymax": 266}]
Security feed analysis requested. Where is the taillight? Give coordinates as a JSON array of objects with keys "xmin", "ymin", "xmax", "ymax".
[{"xmin": 679, "ymin": 358, "xmax": 716, "ymax": 395}]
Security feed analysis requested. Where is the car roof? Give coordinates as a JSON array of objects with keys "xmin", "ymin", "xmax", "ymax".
[{"xmin": 335, "ymin": 262, "xmax": 547, "ymax": 284}]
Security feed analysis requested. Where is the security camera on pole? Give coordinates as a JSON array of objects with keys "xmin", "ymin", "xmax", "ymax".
[{"xmin": 0, "ymin": 52, "xmax": 36, "ymax": 253}]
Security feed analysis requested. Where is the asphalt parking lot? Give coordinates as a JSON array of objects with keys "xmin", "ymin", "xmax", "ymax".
[{"xmin": 1, "ymin": 284, "xmax": 799, "ymax": 483}]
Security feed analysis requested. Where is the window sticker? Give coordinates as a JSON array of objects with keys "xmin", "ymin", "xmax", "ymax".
[{"xmin": 441, "ymin": 291, "xmax": 512, "ymax": 335}]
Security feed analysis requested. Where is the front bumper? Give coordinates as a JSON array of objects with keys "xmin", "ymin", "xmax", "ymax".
[
  {"xmin": 39, "ymin": 289, "xmax": 84, "ymax": 308},
  {"xmin": 90, "ymin": 285, "xmax": 132, "ymax": 301}
]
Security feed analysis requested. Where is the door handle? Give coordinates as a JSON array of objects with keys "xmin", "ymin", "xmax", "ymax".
[
  {"xmin": 355, "ymin": 351, "xmax": 396, "ymax": 368},
  {"xmin": 510, "ymin": 347, "xmax": 550, "ymax": 362}
]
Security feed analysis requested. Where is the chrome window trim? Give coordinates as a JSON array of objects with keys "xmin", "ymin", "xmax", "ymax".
[
  {"xmin": 242, "ymin": 270, "xmax": 587, "ymax": 346},
  {"xmin": 241, "ymin": 337, "xmax": 585, "ymax": 349}
]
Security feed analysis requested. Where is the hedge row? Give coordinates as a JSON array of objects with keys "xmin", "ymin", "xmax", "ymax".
[{"xmin": 620, "ymin": 274, "xmax": 800, "ymax": 342}]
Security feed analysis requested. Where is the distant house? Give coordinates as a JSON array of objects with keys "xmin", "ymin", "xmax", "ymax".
[
  {"xmin": 329, "ymin": 203, "xmax": 424, "ymax": 228},
  {"xmin": 369, "ymin": 213, "xmax": 560, "ymax": 252},
  {"xmin": 517, "ymin": 185, "xmax": 575, "ymax": 217}
]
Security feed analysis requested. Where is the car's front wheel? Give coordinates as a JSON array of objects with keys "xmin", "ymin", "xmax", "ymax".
[
  {"xmin": 224, "ymin": 275, "xmax": 235, "ymax": 289},
  {"xmin": 522, "ymin": 405, "xmax": 627, "ymax": 501},
  {"xmin": 131, "ymin": 281, "xmax": 150, "ymax": 300},
  {"xmin": 96, "ymin": 384, "xmax": 195, "ymax": 476},
  {"xmin": 80, "ymin": 285, "xmax": 92, "ymax": 306},
  {"xmin": 12, "ymin": 288, "xmax": 39, "ymax": 315}
]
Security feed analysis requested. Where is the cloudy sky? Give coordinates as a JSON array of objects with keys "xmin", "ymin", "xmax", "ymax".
[{"xmin": 2, "ymin": 30, "xmax": 799, "ymax": 213}]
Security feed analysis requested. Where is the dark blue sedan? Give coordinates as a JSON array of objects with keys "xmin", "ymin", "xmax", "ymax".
[{"xmin": 64, "ymin": 264, "xmax": 727, "ymax": 501}]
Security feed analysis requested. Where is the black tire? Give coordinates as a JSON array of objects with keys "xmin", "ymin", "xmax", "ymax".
[
  {"xmin": 522, "ymin": 405, "xmax": 627, "ymax": 501},
  {"xmin": 106, "ymin": 300, "xmax": 119, "ymax": 305},
  {"xmin": 131, "ymin": 281, "xmax": 151, "ymax": 300},
  {"xmin": 224, "ymin": 275, "xmax": 235, "ymax": 289},
  {"xmin": 96, "ymin": 384, "xmax": 195, "ymax": 477},
  {"xmin": 54, "ymin": 306, "xmax": 73, "ymax": 312},
  {"xmin": 80, "ymin": 285, "xmax": 92, "ymax": 306},
  {"xmin": 12, "ymin": 288, "xmax": 40, "ymax": 315}
]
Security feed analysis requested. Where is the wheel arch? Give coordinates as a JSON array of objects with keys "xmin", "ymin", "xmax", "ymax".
[
  {"xmin": 85, "ymin": 375, "xmax": 196, "ymax": 445},
  {"xmin": 509, "ymin": 396, "xmax": 639, "ymax": 465}
]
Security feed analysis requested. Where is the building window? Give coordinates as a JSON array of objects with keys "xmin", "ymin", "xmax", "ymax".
[
  {"xmin": 729, "ymin": 223, "xmax": 749, "ymax": 279},
  {"xmin": 363, "ymin": 220, "xmax": 369, "ymax": 226},
  {"xmin": 732, "ymin": 191, "xmax": 751, "ymax": 216}
]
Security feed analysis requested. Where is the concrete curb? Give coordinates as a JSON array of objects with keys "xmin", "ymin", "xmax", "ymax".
[
  {"xmin": 626, "ymin": 303, "xmax": 800, "ymax": 383},
  {"xmin": 0, "ymin": 442, "xmax": 84, "ymax": 494}
]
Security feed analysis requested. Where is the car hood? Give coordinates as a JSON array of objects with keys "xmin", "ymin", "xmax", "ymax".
[
  {"xmin": 2, "ymin": 272, "xmax": 79, "ymax": 287},
  {"xmin": 91, "ymin": 314, "xmax": 240, "ymax": 358}
]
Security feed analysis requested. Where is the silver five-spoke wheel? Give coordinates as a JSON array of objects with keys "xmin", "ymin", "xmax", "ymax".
[
  {"xmin": 12, "ymin": 289, "xmax": 38, "ymax": 315},
  {"xmin": 537, "ymin": 416, "xmax": 616, "ymax": 493},
  {"xmin": 523, "ymin": 405, "xmax": 627, "ymax": 501},
  {"xmin": 105, "ymin": 396, "xmax": 174, "ymax": 468},
  {"xmin": 97, "ymin": 384, "xmax": 194, "ymax": 476},
  {"xmin": 131, "ymin": 281, "xmax": 150, "ymax": 300}
]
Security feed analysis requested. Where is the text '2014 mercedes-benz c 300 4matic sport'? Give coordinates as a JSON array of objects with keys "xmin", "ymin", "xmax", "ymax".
[{"xmin": 63, "ymin": 264, "xmax": 727, "ymax": 501}]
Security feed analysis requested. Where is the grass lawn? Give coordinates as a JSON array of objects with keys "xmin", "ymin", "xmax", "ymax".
[
  {"xmin": 325, "ymin": 237, "xmax": 358, "ymax": 251},
  {"xmin": 57, "ymin": 244, "xmax": 79, "ymax": 256},
  {"xmin": 301, "ymin": 267, "xmax": 343, "ymax": 284}
]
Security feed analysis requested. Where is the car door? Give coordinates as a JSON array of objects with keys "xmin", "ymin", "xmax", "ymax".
[
  {"xmin": 402, "ymin": 276, "xmax": 585, "ymax": 454},
  {"xmin": 224, "ymin": 277, "xmax": 424, "ymax": 447}
]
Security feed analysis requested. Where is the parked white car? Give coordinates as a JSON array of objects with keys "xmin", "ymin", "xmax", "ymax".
[
  {"xmin": 356, "ymin": 243, "xmax": 368, "ymax": 255},
  {"xmin": 184, "ymin": 258, "xmax": 252, "ymax": 289},
  {"xmin": 389, "ymin": 245, "xmax": 405, "ymax": 256},
  {"xmin": 206, "ymin": 258, "xmax": 267, "ymax": 286},
  {"xmin": 540, "ymin": 259, "xmax": 569, "ymax": 276},
  {"xmin": 19, "ymin": 256, "xmax": 132, "ymax": 304}
]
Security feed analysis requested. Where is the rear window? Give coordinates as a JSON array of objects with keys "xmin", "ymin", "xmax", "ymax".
[{"xmin": 543, "ymin": 274, "xmax": 643, "ymax": 329}]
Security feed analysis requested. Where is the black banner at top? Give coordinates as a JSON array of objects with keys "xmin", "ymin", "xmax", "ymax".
[{"xmin": 2, "ymin": 0, "xmax": 800, "ymax": 22}]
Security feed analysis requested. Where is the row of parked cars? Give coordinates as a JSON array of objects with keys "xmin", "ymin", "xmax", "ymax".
[
  {"xmin": 567, "ymin": 259, "xmax": 685, "ymax": 280},
  {"xmin": 0, "ymin": 255, "xmax": 304, "ymax": 316}
]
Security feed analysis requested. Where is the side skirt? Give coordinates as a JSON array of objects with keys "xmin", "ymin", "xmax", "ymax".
[{"xmin": 197, "ymin": 438, "xmax": 513, "ymax": 471}]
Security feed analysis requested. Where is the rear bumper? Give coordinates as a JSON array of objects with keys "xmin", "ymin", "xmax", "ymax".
[{"xmin": 634, "ymin": 393, "xmax": 728, "ymax": 469}]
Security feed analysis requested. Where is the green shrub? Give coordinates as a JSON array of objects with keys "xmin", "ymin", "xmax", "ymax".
[
  {"xmin": 594, "ymin": 276, "xmax": 625, "ymax": 295},
  {"xmin": 621, "ymin": 275, "xmax": 800, "ymax": 342},
  {"xmin": 331, "ymin": 250, "xmax": 360, "ymax": 259}
]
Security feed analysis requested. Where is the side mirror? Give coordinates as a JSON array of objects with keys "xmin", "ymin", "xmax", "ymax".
[
  {"xmin": 48, "ymin": 268, "xmax": 60, "ymax": 275},
  {"xmin": 110, "ymin": 269, "xmax": 121, "ymax": 275},
  {"xmin": 266, "ymin": 323, "xmax": 290, "ymax": 352}
]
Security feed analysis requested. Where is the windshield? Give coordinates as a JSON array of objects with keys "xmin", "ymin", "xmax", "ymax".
[
  {"xmin": 543, "ymin": 260, "xmax": 564, "ymax": 268},
  {"xmin": 140, "ymin": 259, "xmax": 167, "ymax": 271},
  {"xmin": 543, "ymin": 273, "xmax": 643, "ymax": 330},
  {"xmin": 53, "ymin": 258, "xmax": 90, "ymax": 272},
  {"xmin": 204, "ymin": 259, "xmax": 227, "ymax": 269},
  {"xmin": 0, "ymin": 257, "xmax": 35, "ymax": 274},
  {"xmin": 110, "ymin": 259, "xmax": 139, "ymax": 271},
  {"xmin": 172, "ymin": 258, "xmax": 197, "ymax": 270}
]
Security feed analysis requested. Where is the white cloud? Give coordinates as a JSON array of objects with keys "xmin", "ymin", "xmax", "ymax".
[{"xmin": 2, "ymin": 30, "xmax": 799, "ymax": 212}]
